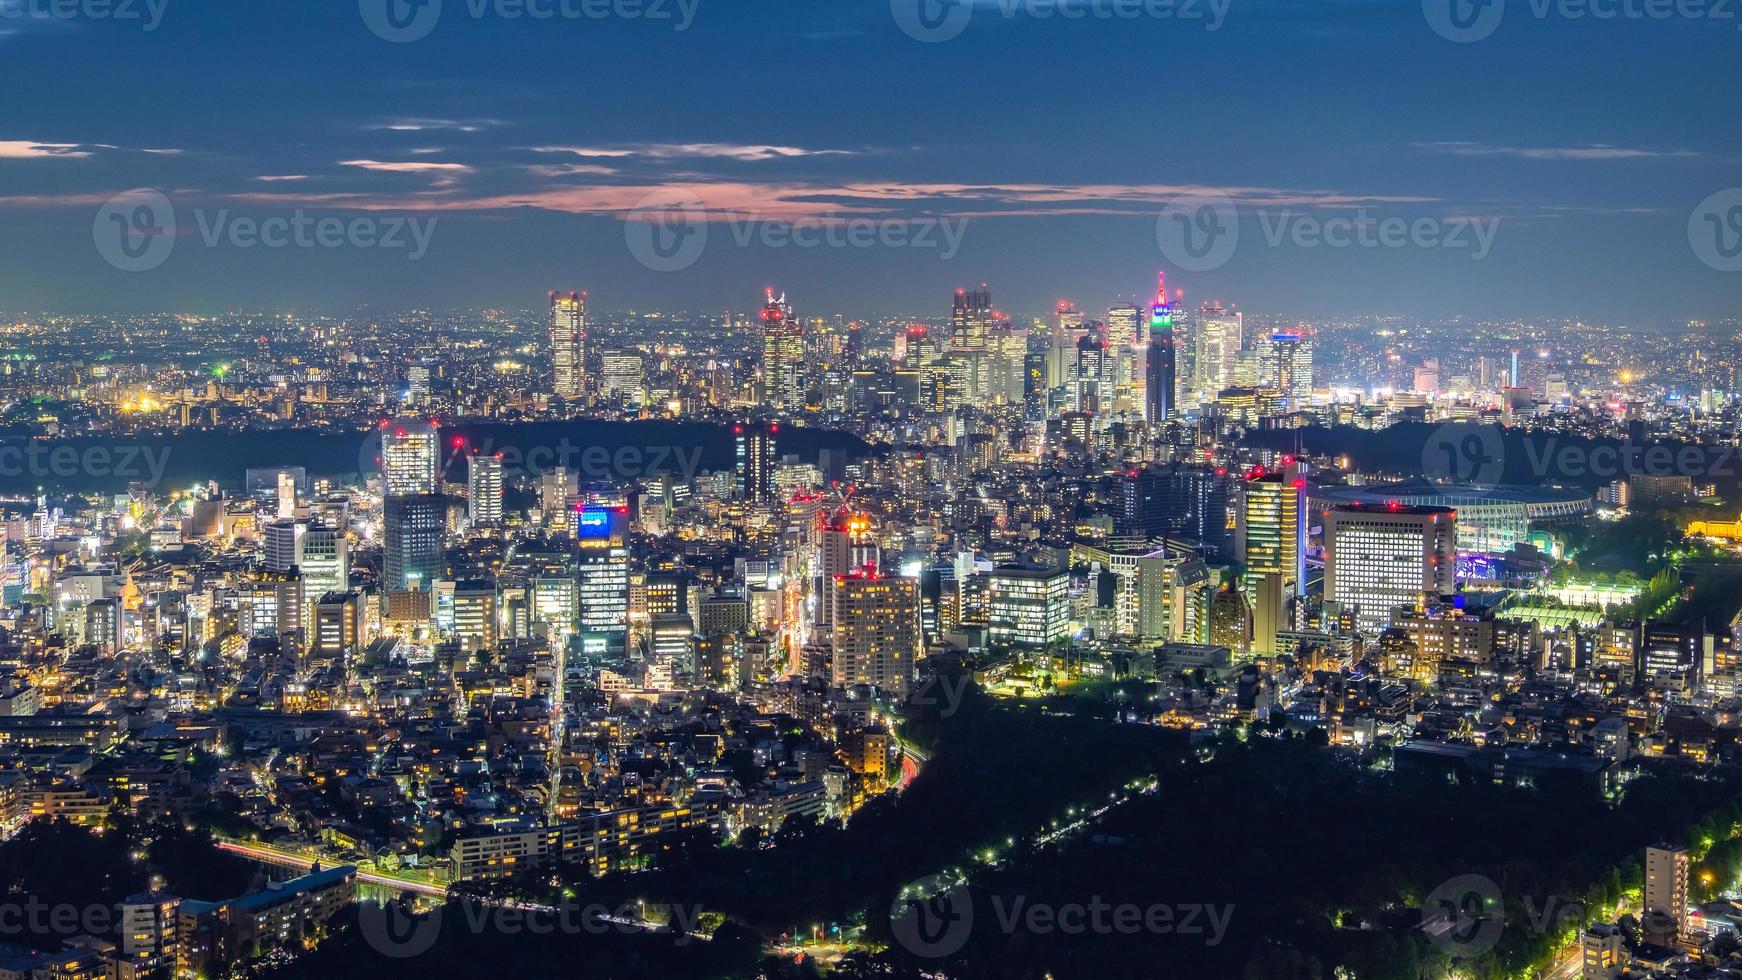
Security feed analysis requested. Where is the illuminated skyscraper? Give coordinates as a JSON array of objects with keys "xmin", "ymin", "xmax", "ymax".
[
  {"xmin": 467, "ymin": 454, "xmax": 504, "ymax": 526},
  {"xmin": 950, "ymin": 286, "xmax": 993, "ymax": 355},
  {"xmin": 1323, "ymin": 504, "xmax": 1457, "ymax": 635},
  {"xmin": 759, "ymin": 288, "xmax": 806, "ymax": 411},
  {"xmin": 550, "ymin": 291, "xmax": 587, "ymax": 404},
  {"xmin": 1266, "ymin": 330, "xmax": 1314, "ymax": 411},
  {"xmin": 831, "ymin": 570, "xmax": 921, "ymax": 697},
  {"xmin": 1194, "ymin": 301, "xmax": 1242, "ymax": 398},
  {"xmin": 735, "ymin": 422, "xmax": 778, "ymax": 504},
  {"xmin": 381, "ymin": 420, "xmax": 440, "ymax": 496},
  {"xmin": 576, "ymin": 505, "xmax": 629, "ymax": 657},
  {"xmin": 1144, "ymin": 273, "xmax": 1177, "ymax": 423},
  {"xmin": 1236, "ymin": 466, "xmax": 1305, "ymax": 656},
  {"xmin": 384, "ymin": 493, "xmax": 445, "ymax": 596}
]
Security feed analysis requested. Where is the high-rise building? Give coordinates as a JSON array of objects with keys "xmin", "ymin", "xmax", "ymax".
[
  {"xmin": 383, "ymin": 493, "xmax": 445, "ymax": 596},
  {"xmin": 831, "ymin": 570, "xmax": 921, "ymax": 697},
  {"xmin": 1266, "ymin": 330, "xmax": 1314, "ymax": 411},
  {"xmin": 380, "ymin": 420, "xmax": 440, "ymax": 496},
  {"xmin": 735, "ymin": 422, "xmax": 778, "ymax": 504},
  {"xmin": 987, "ymin": 566, "xmax": 1070, "ymax": 651},
  {"xmin": 263, "ymin": 519, "xmax": 304, "ymax": 573},
  {"xmin": 576, "ymin": 505, "xmax": 630, "ymax": 657},
  {"xmin": 951, "ymin": 286, "xmax": 993, "ymax": 355},
  {"xmin": 1194, "ymin": 301, "xmax": 1242, "ymax": 398},
  {"xmin": 467, "ymin": 454, "xmax": 504, "ymax": 526},
  {"xmin": 452, "ymin": 579, "xmax": 499, "ymax": 654},
  {"xmin": 550, "ymin": 291, "xmax": 587, "ymax": 403},
  {"xmin": 296, "ymin": 525, "xmax": 348, "ymax": 623},
  {"xmin": 1237, "ymin": 468, "xmax": 1305, "ymax": 656},
  {"xmin": 1144, "ymin": 273, "xmax": 1177, "ymax": 423},
  {"xmin": 1643, "ymin": 843, "xmax": 1689, "ymax": 943},
  {"xmin": 760, "ymin": 289, "xmax": 806, "ymax": 411},
  {"xmin": 1323, "ymin": 504, "xmax": 1457, "ymax": 635}
]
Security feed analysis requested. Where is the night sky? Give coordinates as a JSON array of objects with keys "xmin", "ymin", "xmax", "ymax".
[{"xmin": 2, "ymin": 0, "xmax": 1739, "ymax": 320}]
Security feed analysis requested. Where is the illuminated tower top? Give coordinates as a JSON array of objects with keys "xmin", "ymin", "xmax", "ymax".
[{"xmin": 1149, "ymin": 272, "xmax": 1174, "ymax": 340}]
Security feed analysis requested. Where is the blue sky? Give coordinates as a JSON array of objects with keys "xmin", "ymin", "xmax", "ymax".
[{"xmin": 1, "ymin": 0, "xmax": 1738, "ymax": 320}]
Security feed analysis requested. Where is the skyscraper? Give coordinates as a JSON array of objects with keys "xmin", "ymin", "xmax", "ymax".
[
  {"xmin": 1323, "ymin": 503, "xmax": 1457, "ymax": 635},
  {"xmin": 735, "ymin": 422, "xmax": 777, "ymax": 504},
  {"xmin": 1267, "ymin": 330, "xmax": 1314, "ymax": 411},
  {"xmin": 1145, "ymin": 273, "xmax": 1177, "ymax": 423},
  {"xmin": 467, "ymin": 454, "xmax": 504, "ymax": 526},
  {"xmin": 759, "ymin": 288, "xmax": 806, "ymax": 411},
  {"xmin": 384, "ymin": 494, "xmax": 445, "ymax": 597},
  {"xmin": 550, "ymin": 291, "xmax": 587, "ymax": 404},
  {"xmin": 296, "ymin": 525, "xmax": 348, "ymax": 624},
  {"xmin": 1194, "ymin": 301, "xmax": 1243, "ymax": 399},
  {"xmin": 831, "ymin": 570, "xmax": 921, "ymax": 697},
  {"xmin": 1644, "ymin": 843, "xmax": 1689, "ymax": 943},
  {"xmin": 1237, "ymin": 466, "xmax": 1305, "ymax": 656},
  {"xmin": 381, "ymin": 419, "xmax": 440, "ymax": 496},
  {"xmin": 576, "ymin": 505, "xmax": 629, "ymax": 657},
  {"xmin": 950, "ymin": 286, "xmax": 993, "ymax": 355}
]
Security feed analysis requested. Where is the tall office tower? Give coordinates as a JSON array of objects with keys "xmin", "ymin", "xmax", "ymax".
[
  {"xmin": 381, "ymin": 419, "xmax": 440, "ymax": 495},
  {"xmin": 818, "ymin": 510, "xmax": 879, "ymax": 629},
  {"xmin": 987, "ymin": 566, "xmax": 1071, "ymax": 651},
  {"xmin": 899, "ymin": 325, "xmax": 936, "ymax": 371},
  {"xmin": 1322, "ymin": 504, "xmax": 1457, "ymax": 635},
  {"xmin": 1267, "ymin": 330, "xmax": 1314, "ymax": 411},
  {"xmin": 1135, "ymin": 552, "xmax": 1211, "ymax": 643},
  {"xmin": 989, "ymin": 320, "xmax": 1028, "ymax": 404},
  {"xmin": 950, "ymin": 286, "xmax": 993, "ymax": 355},
  {"xmin": 1074, "ymin": 331, "xmax": 1110, "ymax": 416},
  {"xmin": 467, "ymin": 454, "xmax": 504, "ymax": 526},
  {"xmin": 262, "ymin": 519, "xmax": 304, "ymax": 573},
  {"xmin": 734, "ymin": 422, "xmax": 778, "ymax": 504},
  {"xmin": 383, "ymin": 493, "xmax": 445, "ymax": 596},
  {"xmin": 550, "ymin": 290, "xmax": 587, "ymax": 404},
  {"xmin": 1144, "ymin": 273, "xmax": 1177, "ymax": 423},
  {"xmin": 452, "ymin": 580, "xmax": 499, "ymax": 654},
  {"xmin": 575, "ymin": 505, "xmax": 630, "ymax": 656},
  {"xmin": 599, "ymin": 352, "xmax": 646, "ymax": 408},
  {"xmin": 276, "ymin": 470, "xmax": 297, "ymax": 519},
  {"xmin": 1194, "ymin": 301, "xmax": 1243, "ymax": 397},
  {"xmin": 760, "ymin": 288, "xmax": 806, "ymax": 411},
  {"xmin": 831, "ymin": 570, "xmax": 922, "ymax": 697},
  {"xmin": 1236, "ymin": 467, "xmax": 1305, "ymax": 657},
  {"xmin": 650, "ymin": 613, "xmax": 697, "ymax": 680},
  {"xmin": 296, "ymin": 525, "xmax": 348, "ymax": 622},
  {"xmin": 1106, "ymin": 304, "xmax": 1143, "ymax": 410},
  {"xmin": 1047, "ymin": 301, "xmax": 1086, "ymax": 392},
  {"xmin": 406, "ymin": 364, "xmax": 432, "ymax": 402},
  {"xmin": 1643, "ymin": 844, "xmax": 1689, "ymax": 943}
]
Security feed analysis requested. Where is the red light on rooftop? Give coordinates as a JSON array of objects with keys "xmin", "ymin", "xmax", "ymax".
[
  {"xmin": 1293, "ymin": 479, "xmax": 1306, "ymax": 489},
  {"xmin": 1281, "ymin": 454, "xmax": 1295, "ymax": 466}
]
